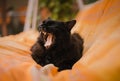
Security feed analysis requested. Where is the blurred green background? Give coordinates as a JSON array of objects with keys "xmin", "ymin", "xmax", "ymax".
[
  {"xmin": 39, "ymin": 0, "xmax": 97, "ymax": 21},
  {"xmin": 0, "ymin": 0, "xmax": 97, "ymax": 36}
]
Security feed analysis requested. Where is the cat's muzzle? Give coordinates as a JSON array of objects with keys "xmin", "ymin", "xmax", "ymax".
[{"xmin": 40, "ymin": 31, "xmax": 53, "ymax": 49}]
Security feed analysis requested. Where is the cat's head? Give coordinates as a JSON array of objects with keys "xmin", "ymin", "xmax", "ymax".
[{"xmin": 38, "ymin": 18, "xmax": 76, "ymax": 49}]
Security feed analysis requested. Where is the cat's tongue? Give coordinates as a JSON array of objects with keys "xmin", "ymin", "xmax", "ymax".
[{"xmin": 44, "ymin": 34, "xmax": 53, "ymax": 48}]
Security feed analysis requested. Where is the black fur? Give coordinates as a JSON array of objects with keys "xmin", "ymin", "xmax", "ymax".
[{"xmin": 31, "ymin": 18, "xmax": 83, "ymax": 71}]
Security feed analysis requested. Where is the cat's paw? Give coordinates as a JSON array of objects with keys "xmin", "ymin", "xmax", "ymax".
[{"xmin": 40, "ymin": 64, "xmax": 58, "ymax": 75}]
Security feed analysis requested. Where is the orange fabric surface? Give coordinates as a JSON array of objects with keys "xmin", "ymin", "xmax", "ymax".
[{"xmin": 0, "ymin": 0, "xmax": 120, "ymax": 81}]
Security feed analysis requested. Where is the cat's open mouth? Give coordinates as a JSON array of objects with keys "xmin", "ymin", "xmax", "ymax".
[{"xmin": 41, "ymin": 31, "xmax": 53, "ymax": 49}]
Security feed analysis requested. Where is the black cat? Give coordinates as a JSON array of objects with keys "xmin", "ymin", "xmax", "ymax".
[{"xmin": 31, "ymin": 18, "xmax": 83, "ymax": 71}]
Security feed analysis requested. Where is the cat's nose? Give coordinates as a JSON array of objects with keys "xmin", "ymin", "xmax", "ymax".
[
  {"xmin": 38, "ymin": 24, "xmax": 47, "ymax": 31},
  {"xmin": 38, "ymin": 25, "xmax": 42, "ymax": 31}
]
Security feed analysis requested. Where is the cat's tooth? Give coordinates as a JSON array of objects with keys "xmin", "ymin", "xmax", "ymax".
[
  {"xmin": 45, "ymin": 32, "xmax": 47, "ymax": 35},
  {"xmin": 43, "ymin": 31, "xmax": 45, "ymax": 34}
]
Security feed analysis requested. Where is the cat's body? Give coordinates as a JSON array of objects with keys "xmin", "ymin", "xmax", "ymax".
[{"xmin": 31, "ymin": 18, "xmax": 83, "ymax": 71}]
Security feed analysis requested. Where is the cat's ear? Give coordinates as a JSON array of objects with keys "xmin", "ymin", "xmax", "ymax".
[{"xmin": 65, "ymin": 20, "xmax": 76, "ymax": 31}]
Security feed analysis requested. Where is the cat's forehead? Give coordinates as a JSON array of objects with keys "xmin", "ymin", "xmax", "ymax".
[{"xmin": 42, "ymin": 19, "xmax": 63, "ymax": 25}]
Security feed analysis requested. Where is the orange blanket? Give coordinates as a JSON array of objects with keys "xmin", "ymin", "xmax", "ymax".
[{"xmin": 0, "ymin": 0, "xmax": 120, "ymax": 81}]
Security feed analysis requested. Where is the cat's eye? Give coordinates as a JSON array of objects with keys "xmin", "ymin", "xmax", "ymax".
[{"xmin": 47, "ymin": 21, "xmax": 54, "ymax": 26}]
